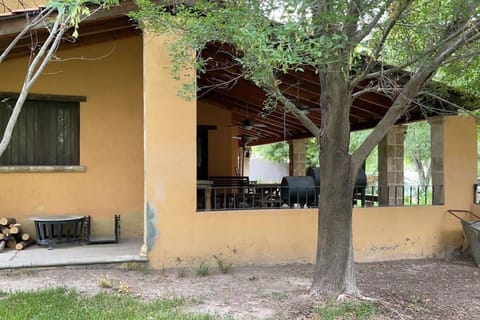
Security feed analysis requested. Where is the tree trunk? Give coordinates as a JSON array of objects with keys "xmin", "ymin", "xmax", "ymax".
[
  {"xmin": 313, "ymin": 162, "xmax": 356, "ymax": 294},
  {"xmin": 414, "ymin": 157, "xmax": 431, "ymax": 187},
  {"xmin": 311, "ymin": 65, "xmax": 358, "ymax": 295}
]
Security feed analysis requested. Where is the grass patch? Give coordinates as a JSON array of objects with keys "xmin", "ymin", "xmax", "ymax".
[
  {"xmin": 316, "ymin": 301, "xmax": 378, "ymax": 320},
  {"xmin": 178, "ymin": 266, "xmax": 188, "ymax": 278},
  {"xmin": 0, "ymin": 287, "xmax": 216, "ymax": 320},
  {"xmin": 196, "ymin": 262, "xmax": 209, "ymax": 276},
  {"xmin": 213, "ymin": 255, "xmax": 232, "ymax": 274},
  {"xmin": 119, "ymin": 262, "xmax": 150, "ymax": 274}
]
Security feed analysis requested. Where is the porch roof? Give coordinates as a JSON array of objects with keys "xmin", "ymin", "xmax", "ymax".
[
  {"xmin": 197, "ymin": 43, "xmax": 477, "ymax": 146},
  {"xmin": 0, "ymin": 2, "xmax": 476, "ymax": 146}
]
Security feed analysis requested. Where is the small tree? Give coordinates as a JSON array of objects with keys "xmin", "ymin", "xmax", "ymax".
[
  {"xmin": 253, "ymin": 142, "xmax": 289, "ymax": 163},
  {"xmin": 134, "ymin": 0, "xmax": 480, "ymax": 297},
  {"xmin": 0, "ymin": 0, "xmax": 118, "ymax": 158}
]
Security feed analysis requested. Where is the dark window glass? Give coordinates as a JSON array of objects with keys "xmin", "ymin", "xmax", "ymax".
[{"xmin": 0, "ymin": 99, "xmax": 80, "ymax": 166}]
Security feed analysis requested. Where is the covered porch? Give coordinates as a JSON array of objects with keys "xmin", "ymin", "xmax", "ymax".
[
  {"xmin": 194, "ymin": 47, "xmax": 465, "ymax": 212},
  {"xmin": 144, "ymin": 31, "xmax": 479, "ymax": 267}
]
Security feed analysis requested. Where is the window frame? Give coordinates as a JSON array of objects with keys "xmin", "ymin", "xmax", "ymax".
[{"xmin": 0, "ymin": 92, "xmax": 86, "ymax": 172}]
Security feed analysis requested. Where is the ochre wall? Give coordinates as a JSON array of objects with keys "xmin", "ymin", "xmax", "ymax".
[
  {"xmin": 143, "ymin": 33, "xmax": 197, "ymax": 260},
  {"xmin": 197, "ymin": 100, "xmax": 237, "ymax": 176},
  {"xmin": 144, "ymin": 39, "xmax": 478, "ymax": 271},
  {"xmin": 0, "ymin": 36, "xmax": 144, "ymax": 238},
  {"xmin": 145, "ymin": 203, "xmax": 468, "ymax": 267},
  {"xmin": 150, "ymin": 205, "xmax": 463, "ymax": 267},
  {"xmin": 442, "ymin": 116, "xmax": 478, "ymax": 207}
]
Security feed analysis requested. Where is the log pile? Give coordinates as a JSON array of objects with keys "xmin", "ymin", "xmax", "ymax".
[{"xmin": 0, "ymin": 217, "xmax": 33, "ymax": 251}]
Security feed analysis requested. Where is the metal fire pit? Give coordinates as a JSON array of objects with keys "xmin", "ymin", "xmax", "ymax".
[{"xmin": 32, "ymin": 215, "xmax": 85, "ymax": 249}]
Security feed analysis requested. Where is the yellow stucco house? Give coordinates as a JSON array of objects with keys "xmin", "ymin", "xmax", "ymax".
[{"xmin": 0, "ymin": 1, "xmax": 479, "ymax": 268}]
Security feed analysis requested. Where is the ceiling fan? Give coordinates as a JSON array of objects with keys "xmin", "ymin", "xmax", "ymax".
[
  {"xmin": 230, "ymin": 118, "xmax": 267, "ymax": 130},
  {"xmin": 229, "ymin": 104, "xmax": 267, "ymax": 130},
  {"xmin": 232, "ymin": 135, "xmax": 258, "ymax": 146}
]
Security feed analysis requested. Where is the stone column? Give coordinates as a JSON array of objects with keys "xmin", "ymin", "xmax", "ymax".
[
  {"xmin": 378, "ymin": 125, "xmax": 407, "ymax": 206},
  {"xmin": 288, "ymin": 138, "xmax": 307, "ymax": 176},
  {"xmin": 430, "ymin": 116, "xmax": 444, "ymax": 205}
]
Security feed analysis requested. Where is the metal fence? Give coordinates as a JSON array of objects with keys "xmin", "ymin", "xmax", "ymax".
[{"xmin": 197, "ymin": 184, "xmax": 444, "ymax": 211}]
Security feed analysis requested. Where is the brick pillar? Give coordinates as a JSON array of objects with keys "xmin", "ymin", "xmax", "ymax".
[
  {"xmin": 430, "ymin": 116, "xmax": 444, "ymax": 205},
  {"xmin": 288, "ymin": 139, "xmax": 307, "ymax": 176},
  {"xmin": 378, "ymin": 125, "xmax": 407, "ymax": 206}
]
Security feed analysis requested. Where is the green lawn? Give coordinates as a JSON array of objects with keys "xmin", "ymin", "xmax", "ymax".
[
  {"xmin": 316, "ymin": 301, "xmax": 378, "ymax": 320},
  {"xmin": 0, "ymin": 288, "xmax": 216, "ymax": 320}
]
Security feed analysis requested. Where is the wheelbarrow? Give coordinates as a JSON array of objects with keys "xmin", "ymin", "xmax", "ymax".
[{"xmin": 448, "ymin": 209, "xmax": 480, "ymax": 266}]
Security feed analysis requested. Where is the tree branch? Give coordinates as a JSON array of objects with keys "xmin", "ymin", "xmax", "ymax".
[
  {"xmin": 0, "ymin": 9, "xmax": 67, "ymax": 157},
  {"xmin": 27, "ymin": 14, "xmax": 67, "ymax": 86},
  {"xmin": 353, "ymin": 0, "xmax": 393, "ymax": 43},
  {"xmin": 0, "ymin": 7, "xmax": 55, "ymax": 63},
  {"xmin": 351, "ymin": 85, "xmax": 400, "ymax": 99},
  {"xmin": 0, "ymin": 1, "xmax": 117, "ymax": 158},
  {"xmin": 350, "ymin": 0, "xmax": 413, "ymax": 88},
  {"xmin": 351, "ymin": 18, "xmax": 480, "ymax": 166},
  {"xmin": 197, "ymin": 71, "xmax": 246, "ymax": 99},
  {"xmin": 418, "ymin": 91, "xmax": 480, "ymax": 119},
  {"xmin": 343, "ymin": 0, "xmax": 362, "ymax": 40},
  {"xmin": 50, "ymin": 45, "xmax": 117, "ymax": 62},
  {"xmin": 266, "ymin": 76, "xmax": 321, "ymax": 139},
  {"xmin": 360, "ymin": 15, "xmax": 478, "ymax": 82}
]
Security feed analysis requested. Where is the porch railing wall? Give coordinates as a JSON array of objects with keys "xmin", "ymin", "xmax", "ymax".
[{"xmin": 197, "ymin": 184, "xmax": 444, "ymax": 211}]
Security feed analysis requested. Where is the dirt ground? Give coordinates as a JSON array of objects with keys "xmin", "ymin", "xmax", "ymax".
[{"xmin": 1, "ymin": 256, "xmax": 480, "ymax": 319}]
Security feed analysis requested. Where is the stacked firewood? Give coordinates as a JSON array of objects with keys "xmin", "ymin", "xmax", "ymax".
[{"xmin": 0, "ymin": 217, "xmax": 33, "ymax": 251}]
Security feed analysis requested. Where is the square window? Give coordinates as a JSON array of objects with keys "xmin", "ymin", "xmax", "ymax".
[{"xmin": 0, "ymin": 99, "xmax": 80, "ymax": 166}]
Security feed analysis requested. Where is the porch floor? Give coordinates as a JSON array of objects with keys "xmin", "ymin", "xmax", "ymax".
[{"xmin": 0, "ymin": 239, "xmax": 147, "ymax": 269}]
